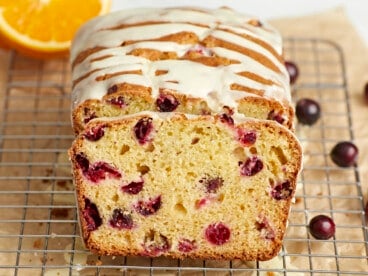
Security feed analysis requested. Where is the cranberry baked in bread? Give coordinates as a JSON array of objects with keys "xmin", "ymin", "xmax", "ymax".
[
  {"xmin": 70, "ymin": 7, "xmax": 293, "ymax": 134},
  {"xmin": 69, "ymin": 112, "xmax": 302, "ymax": 260}
]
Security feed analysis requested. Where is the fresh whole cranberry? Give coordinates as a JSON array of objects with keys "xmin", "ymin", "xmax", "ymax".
[
  {"xmin": 205, "ymin": 222, "xmax": 231, "ymax": 245},
  {"xmin": 156, "ymin": 94, "xmax": 179, "ymax": 112},
  {"xmin": 109, "ymin": 209, "xmax": 133, "ymax": 230},
  {"xmin": 84, "ymin": 124, "xmax": 106, "ymax": 141},
  {"xmin": 285, "ymin": 61, "xmax": 299, "ymax": 84},
  {"xmin": 239, "ymin": 156, "xmax": 263, "ymax": 176},
  {"xmin": 178, "ymin": 238, "xmax": 197, "ymax": 252},
  {"xmin": 134, "ymin": 117, "xmax": 153, "ymax": 145},
  {"xmin": 83, "ymin": 198, "xmax": 102, "ymax": 231},
  {"xmin": 330, "ymin": 141, "xmax": 358, "ymax": 167},
  {"xmin": 134, "ymin": 195, "xmax": 162, "ymax": 216},
  {"xmin": 271, "ymin": 181, "xmax": 293, "ymax": 200},
  {"xmin": 296, "ymin": 98, "xmax": 321, "ymax": 125},
  {"xmin": 121, "ymin": 180, "xmax": 144, "ymax": 194},
  {"xmin": 309, "ymin": 214, "xmax": 335, "ymax": 240}
]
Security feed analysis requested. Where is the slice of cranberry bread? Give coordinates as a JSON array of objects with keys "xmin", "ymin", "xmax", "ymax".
[
  {"xmin": 68, "ymin": 112, "xmax": 302, "ymax": 261},
  {"xmin": 70, "ymin": 7, "xmax": 293, "ymax": 134}
]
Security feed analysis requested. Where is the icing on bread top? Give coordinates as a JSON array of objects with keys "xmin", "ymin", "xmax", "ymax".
[{"xmin": 71, "ymin": 7, "xmax": 290, "ymax": 112}]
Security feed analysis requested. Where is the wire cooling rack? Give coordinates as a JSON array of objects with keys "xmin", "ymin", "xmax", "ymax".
[{"xmin": 0, "ymin": 38, "xmax": 367, "ymax": 275}]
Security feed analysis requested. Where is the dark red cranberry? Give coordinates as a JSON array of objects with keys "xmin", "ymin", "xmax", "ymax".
[
  {"xmin": 219, "ymin": 113, "xmax": 234, "ymax": 125},
  {"xmin": 178, "ymin": 238, "xmax": 197, "ymax": 252},
  {"xmin": 237, "ymin": 129, "xmax": 257, "ymax": 146},
  {"xmin": 255, "ymin": 217, "xmax": 275, "ymax": 240},
  {"xmin": 156, "ymin": 94, "xmax": 179, "ymax": 112},
  {"xmin": 134, "ymin": 195, "xmax": 161, "ymax": 216},
  {"xmin": 330, "ymin": 141, "xmax": 358, "ymax": 167},
  {"xmin": 296, "ymin": 98, "xmax": 321, "ymax": 125},
  {"xmin": 271, "ymin": 181, "xmax": 293, "ymax": 200},
  {"xmin": 106, "ymin": 96, "xmax": 125, "ymax": 108},
  {"xmin": 365, "ymin": 201, "xmax": 368, "ymax": 222},
  {"xmin": 107, "ymin": 84, "xmax": 118, "ymax": 94},
  {"xmin": 84, "ymin": 124, "xmax": 106, "ymax": 141},
  {"xmin": 285, "ymin": 61, "xmax": 299, "ymax": 84},
  {"xmin": 267, "ymin": 110, "xmax": 285, "ymax": 125},
  {"xmin": 76, "ymin": 153, "xmax": 90, "ymax": 172},
  {"xmin": 134, "ymin": 117, "xmax": 153, "ymax": 145},
  {"xmin": 199, "ymin": 176, "xmax": 224, "ymax": 193},
  {"xmin": 309, "ymin": 215, "xmax": 335, "ymax": 240},
  {"xmin": 239, "ymin": 156, "xmax": 263, "ymax": 176},
  {"xmin": 205, "ymin": 222, "xmax": 231, "ymax": 245},
  {"xmin": 109, "ymin": 209, "xmax": 133, "ymax": 230},
  {"xmin": 364, "ymin": 83, "xmax": 368, "ymax": 104},
  {"xmin": 142, "ymin": 231, "xmax": 170, "ymax": 257},
  {"xmin": 83, "ymin": 112, "xmax": 97, "ymax": 124},
  {"xmin": 186, "ymin": 44, "xmax": 213, "ymax": 56},
  {"xmin": 82, "ymin": 198, "xmax": 102, "ymax": 231},
  {"xmin": 121, "ymin": 180, "xmax": 144, "ymax": 194},
  {"xmin": 86, "ymin": 161, "xmax": 122, "ymax": 183}
]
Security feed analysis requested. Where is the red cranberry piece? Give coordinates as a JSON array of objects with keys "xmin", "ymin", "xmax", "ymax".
[
  {"xmin": 237, "ymin": 129, "xmax": 257, "ymax": 146},
  {"xmin": 84, "ymin": 124, "xmax": 106, "ymax": 141},
  {"xmin": 239, "ymin": 156, "xmax": 263, "ymax": 176},
  {"xmin": 82, "ymin": 198, "xmax": 102, "ymax": 231},
  {"xmin": 107, "ymin": 84, "xmax": 118, "ymax": 94},
  {"xmin": 142, "ymin": 231, "xmax": 170, "ymax": 257},
  {"xmin": 186, "ymin": 44, "xmax": 213, "ymax": 56},
  {"xmin": 195, "ymin": 197, "xmax": 211, "ymax": 209},
  {"xmin": 255, "ymin": 216, "xmax": 275, "ymax": 240},
  {"xmin": 219, "ymin": 113, "xmax": 234, "ymax": 125},
  {"xmin": 76, "ymin": 153, "xmax": 90, "ymax": 172},
  {"xmin": 156, "ymin": 94, "xmax": 179, "ymax": 112},
  {"xmin": 121, "ymin": 179, "xmax": 144, "ymax": 194},
  {"xmin": 205, "ymin": 222, "xmax": 231, "ymax": 245},
  {"xmin": 106, "ymin": 96, "xmax": 125, "ymax": 108},
  {"xmin": 309, "ymin": 215, "xmax": 335, "ymax": 240},
  {"xmin": 267, "ymin": 110, "xmax": 285, "ymax": 125},
  {"xmin": 199, "ymin": 176, "xmax": 224, "ymax": 193},
  {"xmin": 330, "ymin": 141, "xmax": 358, "ymax": 167},
  {"xmin": 365, "ymin": 201, "xmax": 368, "ymax": 222},
  {"xmin": 296, "ymin": 98, "xmax": 321, "ymax": 125},
  {"xmin": 134, "ymin": 117, "xmax": 153, "ymax": 145},
  {"xmin": 134, "ymin": 195, "xmax": 161, "ymax": 216},
  {"xmin": 109, "ymin": 209, "xmax": 133, "ymax": 230},
  {"xmin": 285, "ymin": 61, "xmax": 299, "ymax": 84},
  {"xmin": 364, "ymin": 83, "xmax": 368, "ymax": 104},
  {"xmin": 83, "ymin": 112, "xmax": 97, "ymax": 124},
  {"xmin": 178, "ymin": 238, "xmax": 197, "ymax": 253},
  {"xmin": 86, "ymin": 161, "xmax": 122, "ymax": 183},
  {"xmin": 271, "ymin": 180, "xmax": 293, "ymax": 200}
]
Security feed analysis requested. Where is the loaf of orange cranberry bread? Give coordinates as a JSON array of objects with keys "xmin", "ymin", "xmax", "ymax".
[
  {"xmin": 70, "ymin": 7, "xmax": 293, "ymax": 134},
  {"xmin": 69, "ymin": 112, "xmax": 302, "ymax": 260}
]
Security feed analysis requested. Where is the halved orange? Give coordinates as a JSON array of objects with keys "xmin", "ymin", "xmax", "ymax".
[{"xmin": 0, "ymin": 0, "xmax": 111, "ymax": 59}]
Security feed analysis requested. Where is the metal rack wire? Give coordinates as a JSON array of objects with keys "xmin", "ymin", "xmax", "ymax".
[{"xmin": 0, "ymin": 38, "xmax": 367, "ymax": 275}]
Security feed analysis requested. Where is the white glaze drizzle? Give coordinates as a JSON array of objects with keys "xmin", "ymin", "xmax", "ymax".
[{"xmin": 71, "ymin": 7, "xmax": 290, "ymax": 113}]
